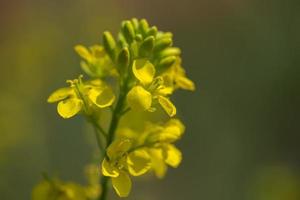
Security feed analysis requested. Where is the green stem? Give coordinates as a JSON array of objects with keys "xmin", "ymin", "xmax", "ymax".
[
  {"xmin": 99, "ymin": 82, "xmax": 129, "ymax": 200},
  {"xmin": 90, "ymin": 118, "xmax": 107, "ymax": 139}
]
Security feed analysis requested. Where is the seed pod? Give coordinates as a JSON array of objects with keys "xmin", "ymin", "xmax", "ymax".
[
  {"xmin": 157, "ymin": 56, "xmax": 177, "ymax": 70},
  {"xmin": 103, "ymin": 31, "xmax": 116, "ymax": 60},
  {"xmin": 139, "ymin": 36, "xmax": 155, "ymax": 57},
  {"xmin": 122, "ymin": 21, "xmax": 135, "ymax": 43}
]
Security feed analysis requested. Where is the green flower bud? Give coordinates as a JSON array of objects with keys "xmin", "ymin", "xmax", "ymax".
[
  {"xmin": 154, "ymin": 37, "xmax": 173, "ymax": 52},
  {"xmin": 118, "ymin": 32, "xmax": 128, "ymax": 48},
  {"xmin": 131, "ymin": 18, "xmax": 139, "ymax": 30},
  {"xmin": 135, "ymin": 34, "xmax": 143, "ymax": 42},
  {"xmin": 157, "ymin": 56, "xmax": 176, "ymax": 70},
  {"xmin": 130, "ymin": 41, "xmax": 139, "ymax": 59},
  {"xmin": 117, "ymin": 47, "xmax": 130, "ymax": 70},
  {"xmin": 103, "ymin": 31, "xmax": 116, "ymax": 60},
  {"xmin": 122, "ymin": 21, "xmax": 135, "ymax": 43},
  {"xmin": 158, "ymin": 47, "xmax": 181, "ymax": 58},
  {"xmin": 157, "ymin": 32, "xmax": 173, "ymax": 39},
  {"xmin": 139, "ymin": 36, "xmax": 155, "ymax": 57},
  {"xmin": 147, "ymin": 26, "xmax": 158, "ymax": 37},
  {"xmin": 139, "ymin": 19, "xmax": 149, "ymax": 36}
]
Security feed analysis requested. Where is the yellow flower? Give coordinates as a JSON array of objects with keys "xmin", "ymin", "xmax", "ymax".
[
  {"xmin": 47, "ymin": 76, "xmax": 115, "ymax": 118},
  {"xmin": 101, "ymin": 139, "xmax": 151, "ymax": 197},
  {"xmin": 127, "ymin": 59, "xmax": 176, "ymax": 117},
  {"xmin": 75, "ymin": 45, "xmax": 117, "ymax": 78},
  {"xmin": 161, "ymin": 57, "xmax": 195, "ymax": 93},
  {"xmin": 144, "ymin": 119, "xmax": 184, "ymax": 178},
  {"xmin": 116, "ymin": 119, "xmax": 185, "ymax": 179},
  {"xmin": 149, "ymin": 144, "xmax": 182, "ymax": 178}
]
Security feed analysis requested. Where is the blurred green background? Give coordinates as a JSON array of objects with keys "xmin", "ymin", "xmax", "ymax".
[{"xmin": 0, "ymin": 0, "xmax": 299, "ymax": 199}]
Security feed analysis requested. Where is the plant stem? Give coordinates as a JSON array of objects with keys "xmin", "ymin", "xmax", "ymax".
[
  {"xmin": 99, "ymin": 82, "xmax": 128, "ymax": 200},
  {"xmin": 90, "ymin": 118, "xmax": 107, "ymax": 138}
]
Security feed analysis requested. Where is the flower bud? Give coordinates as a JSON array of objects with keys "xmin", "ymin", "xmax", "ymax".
[
  {"xmin": 122, "ymin": 21, "xmax": 135, "ymax": 43},
  {"xmin": 117, "ymin": 47, "xmax": 130, "ymax": 70},
  {"xmin": 103, "ymin": 31, "xmax": 116, "ymax": 60},
  {"xmin": 139, "ymin": 36, "xmax": 154, "ymax": 57},
  {"xmin": 131, "ymin": 18, "xmax": 139, "ymax": 30},
  {"xmin": 147, "ymin": 26, "xmax": 158, "ymax": 37},
  {"xmin": 139, "ymin": 19, "xmax": 149, "ymax": 36},
  {"xmin": 135, "ymin": 34, "xmax": 143, "ymax": 42},
  {"xmin": 154, "ymin": 38, "xmax": 172, "ymax": 52},
  {"xmin": 157, "ymin": 56, "xmax": 177, "ymax": 70},
  {"xmin": 158, "ymin": 47, "xmax": 181, "ymax": 58}
]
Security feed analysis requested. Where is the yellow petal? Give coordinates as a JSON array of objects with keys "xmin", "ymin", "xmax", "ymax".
[
  {"xmin": 112, "ymin": 171, "xmax": 132, "ymax": 197},
  {"xmin": 157, "ymin": 86, "xmax": 174, "ymax": 96},
  {"xmin": 164, "ymin": 144, "xmax": 182, "ymax": 168},
  {"xmin": 107, "ymin": 139, "xmax": 132, "ymax": 160},
  {"xmin": 127, "ymin": 149, "xmax": 151, "ymax": 176},
  {"xmin": 132, "ymin": 59, "xmax": 155, "ymax": 85},
  {"xmin": 165, "ymin": 119, "xmax": 185, "ymax": 133},
  {"xmin": 47, "ymin": 87, "xmax": 73, "ymax": 103},
  {"xmin": 177, "ymin": 76, "xmax": 195, "ymax": 91},
  {"xmin": 127, "ymin": 86, "xmax": 152, "ymax": 111},
  {"xmin": 157, "ymin": 96, "xmax": 176, "ymax": 117},
  {"xmin": 88, "ymin": 87, "xmax": 115, "ymax": 108},
  {"xmin": 157, "ymin": 131, "xmax": 180, "ymax": 143},
  {"xmin": 101, "ymin": 158, "xmax": 119, "ymax": 177},
  {"xmin": 74, "ymin": 45, "xmax": 92, "ymax": 62},
  {"xmin": 160, "ymin": 119, "xmax": 185, "ymax": 142},
  {"xmin": 149, "ymin": 148, "xmax": 167, "ymax": 179},
  {"xmin": 157, "ymin": 75, "xmax": 174, "ymax": 95},
  {"xmin": 57, "ymin": 98, "xmax": 83, "ymax": 119}
]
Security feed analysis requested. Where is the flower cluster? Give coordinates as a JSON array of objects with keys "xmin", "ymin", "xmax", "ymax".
[
  {"xmin": 102, "ymin": 118, "xmax": 185, "ymax": 197},
  {"xmin": 41, "ymin": 18, "xmax": 195, "ymax": 199}
]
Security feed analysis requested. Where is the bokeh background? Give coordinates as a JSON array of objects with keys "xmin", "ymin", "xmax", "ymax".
[{"xmin": 0, "ymin": 0, "xmax": 299, "ymax": 199}]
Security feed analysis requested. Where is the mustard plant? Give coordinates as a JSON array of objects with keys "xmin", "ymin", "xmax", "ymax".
[{"xmin": 33, "ymin": 18, "xmax": 195, "ymax": 200}]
